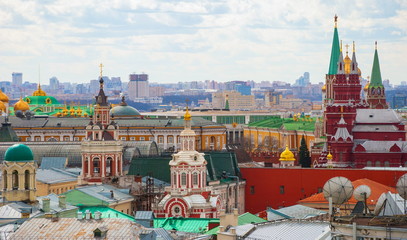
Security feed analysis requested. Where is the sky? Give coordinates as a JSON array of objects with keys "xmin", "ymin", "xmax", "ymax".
[{"xmin": 0, "ymin": 0, "xmax": 406, "ymax": 85}]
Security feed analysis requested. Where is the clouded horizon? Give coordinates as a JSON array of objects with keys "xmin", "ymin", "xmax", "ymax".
[{"xmin": 0, "ymin": 0, "xmax": 406, "ymax": 85}]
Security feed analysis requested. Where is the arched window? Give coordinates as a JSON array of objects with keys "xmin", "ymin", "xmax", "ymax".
[
  {"xmin": 366, "ymin": 161, "xmax": 372, "ymax": 167},
  {"xmin": 25, "ymin": 170, "xmax": 30, "ymax": 190},
  {"xmin": 384, "ymin": 161, "xmax": 390, "ymax": 167},
  {"xmin": 192, "ymin": 172, "xmax": 198, "ymax": 186},
  {"xmin": 106, "ymin": 157, "xmax": 112, "ymax": 176},
  {"xmin": 93, "ymin": 157, "xmax": 100, "ymax": 173},
  {"xmin": 3, "ymin": 170, "xmax": 7, "ymax": 190},
  {"xmin": 181, "ymin": 173, "xmax": 187, "ymax": 187},
  {"xmin": 375, "ymin": 161, "xmax": 381, "ymax": 167},
  {"xmin": 12, "ymin": 170, "xmax": 19, "ymax": 190},
  {"xmin": 173, "ymin": 173, "xmax": 177, "ymax": 187}
]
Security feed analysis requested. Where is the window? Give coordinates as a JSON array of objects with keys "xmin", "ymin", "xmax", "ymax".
[
  {"xmin": 25, "ymin": 170, "xmax": 30, "ymax": 190},
  {"xmin": 173, "ymin": 173, "xmax": 177, "ymax": 186},
  {"xmin": 384, "ymin": 161, "xmax": 390, "ymax": 167},
  {"xmin": 74, "ymin": 137, "xmax": 79, "ymax": 141},
  {"xmin": 64, "ymin": 136, "xmax": 70, "ymax": 141},
  {"xmin": 93, "ymin": 158, "xmax": 100, "ymax": 173},
  {"xmin": 168, "ymin": 136, "xmax": 174, "ymax": 143},
  {"xmin": 375, "ymin": 161, "xmax": 381, "ymax": 167},
  {"xmin": 12, "ymin": 170, "xmax": 19, "ymax": 190},
  {"xmin": 121, "ymin": 137, "xmax": 126, "ymax": 140},
  {"xmin": 181, "ymin": 173, "xmax": 187, "ymax": 186},
  {"xmin": 158, "ymin": 136, "xmax": 164, "ymax": 143},
  {"xmin": 250, "ymin": 186, "xmax": 255, "ymax": 195},
  {"xmin": 280, "ymin": 185, "xmax": 285, "ymax": 194},
  {"xmin": 140, "ymin": 137, "xmax": 145, "ymax": 141},
  {"xmin": 130, "ymin": 137, "xmax": 136, "ymax": 141},
  {"xmin": 192, "ymin": 172, "xmax": 198, "ymax": 186},
  {"xmin": 106, "ymin": 157, "xmax": 112, "ymax": 176},
  {"xmin": 35, "ymin": 137, "xmax": 41, "ymax": 141},
  {"xmin": 366, "ymin": 161, "xmax": 372, "ymax": 167}
]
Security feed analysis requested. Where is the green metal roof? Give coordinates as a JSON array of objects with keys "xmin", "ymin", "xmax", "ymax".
[
  {"xmin": 24, "ymin": 96, "xmax": 60, "ymax": 105},
  {"xmin": 248, "ymin": 117, "xmax": 315, "ymax": 132},
  {"xmin": 4, "ymin": 144, "xmax": 34, "ymax": 161},
  {"xmin": 328, "ymin": 26, "xmax": 340, "ymax": 75},
  {"xmin": 370, "ymin": 47, "xmax": 383, "ymax": 87},
  {"xmin": 205, "ymin": 212, "xmax": 267, "ymax": 235},
  {"xmin": 154, "ymin": 217, "xmax": 219, "ymax": 233},
  {"xmin": 110, "ymin": 105, "xmax": 141, "ymax": 117},
  {"xmin": 62, "ymin": 189, "xmax": 109, "ymax": 206},
  {"xmin": 78, "ymin": 206, "xmax": 135, "ymax": 221},
  {"xmin": 127, "ymin": 152, "xmax": 241, "ymax": 183},
  {"xmin": 0, "ymin": 122, "xmax": 19, "ymax": 142}
]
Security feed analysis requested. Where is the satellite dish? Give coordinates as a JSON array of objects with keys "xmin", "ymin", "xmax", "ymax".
[
  {"xmin": 323, "ymin": 176, "xmax": 354, "ymax": 205},
  {"xmin": 396, "ymin": 174, "xmax": 407, "ymax": 199},
  {"xmin": 353, "ymin": 185, "xmax": 372, "ymax": 201}
]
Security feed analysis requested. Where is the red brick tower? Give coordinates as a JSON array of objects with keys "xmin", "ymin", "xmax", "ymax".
[{"xmin": 366, "ymin": 42, "xmax": 388, "ymax": 109}]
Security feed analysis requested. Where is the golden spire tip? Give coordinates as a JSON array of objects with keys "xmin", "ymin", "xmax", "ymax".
[
  {"xmin": 334, "ymin": 14, "xmax": 338, "ymax": 28},
  {"xmin": 353, "ymin": 41, "xmax": 355, "ymax": 53}
]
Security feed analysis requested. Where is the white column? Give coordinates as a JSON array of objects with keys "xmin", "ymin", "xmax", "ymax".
[{"xmin": 101, "ymin": 155, "xmax": 105, "ymax": 177}]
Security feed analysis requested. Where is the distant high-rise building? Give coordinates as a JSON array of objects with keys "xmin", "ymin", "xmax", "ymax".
[
  {"xmin": 128, "ymin": 73, "xmax": 149, "ymax": 100},
  {"xmin": 12, "ymin": 72, "xmax": 23, "ymax": 86},
  {"xmin": 49, "ymin": 76, "xmax": 59, "ymax": 91}
]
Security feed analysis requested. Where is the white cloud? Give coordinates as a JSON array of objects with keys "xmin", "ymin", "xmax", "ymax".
[{"xmin": 0, "ymin": 0, "xmax": 405, "ymax": 85}]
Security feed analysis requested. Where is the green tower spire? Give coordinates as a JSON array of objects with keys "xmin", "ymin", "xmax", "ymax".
[
  {"xmin": 328, "ymin": 15, "xmax": 340, "ymax": 75},
  {"xmin": 370, "ymin": 41, "xmax": 383, "ymax": 87},
  {"xmin": 224, "ymin": 95, "xmax": 230, "ymax": 110}
]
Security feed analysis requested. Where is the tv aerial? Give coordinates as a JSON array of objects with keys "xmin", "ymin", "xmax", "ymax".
[
  {"xmin": 323, "ymin": 176, "xmax": 354, "ymax": 215},
  {"xmin": 353, "ymin": 185, "xmax": 372, "ymax": 214}
]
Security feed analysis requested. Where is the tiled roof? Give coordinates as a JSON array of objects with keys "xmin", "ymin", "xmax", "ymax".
[
  {"xmin": 298, "ymin": 178, "xmax": 397, "ymax": 206},
  {"xmin": 154, "ymin": 217, "xmax": 218, "ymax": 233},
  {"xmin": 354, "ymin": 140, "xmax": 407, "ymax": 153},
  {"xmin": 9, "ymin": 218, "xmax": 142, "ymax": 239}
]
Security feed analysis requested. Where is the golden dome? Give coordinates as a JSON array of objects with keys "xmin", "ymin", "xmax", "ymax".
[
  {"xmin": 0, "ymin": 100, "xmax": 6, "ymax": 113},
  {"xmin": 14, "ymin": 97, "xmax": 30, "ymax": 112},
  {"xmin": 327, "ymin": 152, "xmax": 333, "ymax": 160},
  {"xmin": 344, "ymin": 54, "xmax": 351, "ymax": 74},
  {"xmin": 364, "ymin": 81, "xmax": 370, "ymax": 91},
  {"xmin": 184, "ymin": 106, "xmax": 191, "ymax": 121},
  {"xmin": 70, "ymin": 107, "xmax": 75, "ymax": 113},
  {"xmin": 358, "ymin": 67, "xmax": 361, "ymax": 76},
  {"xmin": 32, "ymin": 84, "xmax": 47, "ymax": 96},
  {"xmin": 0, "ymin": 89, "xmax": 9, "ymax": 103},
  {"xmin": 56, "ymin": 112, "xmax": 62, "ymax": 117},
  {"xmin": 322, "ymin": 84, "xmax": 326, "ymax": 91},
  {"xmin": 279, "ymin": 145, "xmax": 295, "ymax": 161}
]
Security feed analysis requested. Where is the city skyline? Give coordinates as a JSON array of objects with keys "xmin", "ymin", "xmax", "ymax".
[{"xmin": 0, "ymin": 0, "xmax": 406, "ymax": 85}]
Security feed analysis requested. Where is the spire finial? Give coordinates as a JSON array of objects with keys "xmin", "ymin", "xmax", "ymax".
[
  {"xmin": 345, "ymin": 43, "xmax": 349, "ymax": 55},
  {"xmin": 334, "ymin": 15, "xmax": 338, "ymax": 28},
  {"xmin": 340, "ymin": 40, "xmax": 343, "ymax": 52},
  {"xmin": 99, "ymin": 63, "xmax": 104, "ymax": 78},
  {"xmin": 353, "ymin": 41, "xmax": 355, "ymax": 53},
  {"xmin": 375, "ymin": 41, "xmax": 377, "ymax": 50}
]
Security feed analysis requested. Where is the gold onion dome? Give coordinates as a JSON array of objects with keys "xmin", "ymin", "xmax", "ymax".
[
  {"xmin": 322, "ymin": 84, "xmax": 326, "ymax": 91},
  {"xmin": 14, "ymin": 97, "xmax": 30, "ymax": 112},
  {"xmin": 364, "ymin": 81, "xmax": 370, "ymax": 91},
  {"xmin": 0, "ymin": 89, "xmax": 9, "ymax": 103},
  {"xmin": 358, "ymin": 68, "xmax": 362, "ymax": 76},
  {"xmin": 184, "ymin": 106, "xmax": 191, "ymax": 121},
  {"xmin": 279, "ymin": 145, "xmax": 295, "ymax": 161},
  {"xmin": 32, "ymin": 84, "xmax": 47, "ymax": 96},
  {"xmin": 344, "ymin": 54, "xmax": 352, "ymax": 74},
  {"xmin": 327, "ymin": 152, "xmax": 333, "ymax": 160},
  {"xmin": 0, "ymin": 100, "xmax": 6, "ymax": 113}
]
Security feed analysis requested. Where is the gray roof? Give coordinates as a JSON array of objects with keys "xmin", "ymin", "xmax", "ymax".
[
  {"xmin": 3, "ymin": 115, "xmax": 223, "ymax": 128},
  {"xmin": 0, "ymin": 202, "xmax": 39, "ymax": 219},
  {"xmin": 356, "ymin": 109, "xmax": 401, "ymax": 123},
  {"xmin": 135, "ymin": 211, "xmax": 154, "ymax": 220},
  {"xmin": 37, "ymin": 193, "xmax": 77, "ymax": 213},
  {"xmin": 233, "ymin": 220, "xmax": 330, "ymax": 240},
  {"xmin": 8, "ymin": 218, "xmax": 142, "ymax": 239},
  {"xmin": 354, "ymin": 140, "xmax": 407, "ymax": 153},
  {"xmin": 74, "ymin": 184, "xmax": 133, "ymax": 203},
  {"xmin": 267, "ymin": 205, "xmax": 327, "ymax": 221},
  {"xmin": 36, "ymin": 168, "xmax": 78, "ymax": 184},
  {"xmin": 353, "ymin": 124, "xmax": 399, "ymax": 132},
  {"xmin": 40, "ymin": 157, "xmax": 67, "ymax": 169}
]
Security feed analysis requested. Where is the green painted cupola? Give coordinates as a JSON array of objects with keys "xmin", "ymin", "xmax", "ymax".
[{"xmin": 4, "ymin": 144, "xmax": 34, "ymax": 162}]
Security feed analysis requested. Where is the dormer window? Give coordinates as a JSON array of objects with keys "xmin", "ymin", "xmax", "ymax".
[{"xmin": 93, "ymin": 227, "xmax": 108, "ymax": 238}]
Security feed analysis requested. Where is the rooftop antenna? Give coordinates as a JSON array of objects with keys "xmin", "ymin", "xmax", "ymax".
[
  {"xmin": 353, "ymin": 185, "xmax": 372, "ymax": 214},
  {"xmin": 323, "ymin": 176, "xmax": 354, "ymax": 217}
]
